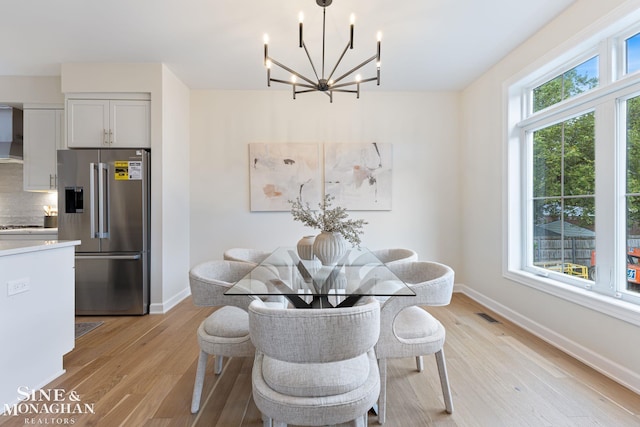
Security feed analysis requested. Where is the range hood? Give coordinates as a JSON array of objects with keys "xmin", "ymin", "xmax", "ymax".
[{"xmin": 0, "ymin": 106, "xmax": 23, "ymax": 163}]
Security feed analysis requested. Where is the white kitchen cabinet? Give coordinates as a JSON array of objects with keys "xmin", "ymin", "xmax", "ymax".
[
  {"xmin": 67, "ymin": 99, "xmax": 150, "ymax": 148},
  {"xmin": 23, "ymin": 107, "xmax": 64, "ymax": 191}
]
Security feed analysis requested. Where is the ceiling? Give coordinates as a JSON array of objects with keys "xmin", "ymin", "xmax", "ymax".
[{"xmin": 1, "ymin": 0, "xmax": 576, "ymax": 92}]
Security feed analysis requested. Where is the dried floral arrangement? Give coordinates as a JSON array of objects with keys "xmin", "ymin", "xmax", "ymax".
[{"xmin": 289, "ymin": 194, "xmax": 368, "ymax": 247}]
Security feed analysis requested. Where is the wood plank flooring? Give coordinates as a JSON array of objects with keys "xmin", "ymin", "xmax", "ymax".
[{"xmin": 1, "ymin": 293, "xmax": 639, "ymax": 426}]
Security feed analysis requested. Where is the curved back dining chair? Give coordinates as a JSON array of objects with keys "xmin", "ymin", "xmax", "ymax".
[
  {"xmin": 223, "ymin": 247, "xmax": 270, "ymax": 265},
  {"xmin": 188, "ymin": 260, "xmax": 258, "ymax": 413},
  {"xmin": 371, "ymin": 248, "xmax": 418, "ymax": 265},
  {"xmin": 375, "ymin": 261, "xmax": 455, "ymax": 424},
  {"xmin": 249, "ymin": 297, "xmax": 381, "ymax": 427}
]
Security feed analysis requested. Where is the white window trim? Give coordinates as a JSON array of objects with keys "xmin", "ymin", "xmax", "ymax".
[{"xmin": 503, "ymin": 4, "xmax": 640, "ymax": 328}]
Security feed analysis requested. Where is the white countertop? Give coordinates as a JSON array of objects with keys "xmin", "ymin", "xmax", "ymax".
[
  {"xmin": 0, "ymin": 240, "xmax": 80, "ymax": 257},
  {"xmin": 0, "ymin": 228, "xmax": 58, "ymax": 235}
]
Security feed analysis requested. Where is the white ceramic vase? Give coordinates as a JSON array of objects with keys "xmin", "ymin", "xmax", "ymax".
[
  {"xmin": 313, "ymin": 231, "xmax": 348, "ymax": 265},
  {"xmin": 296, "ymin": 235, "xmax": 315, "ymax": 260}
]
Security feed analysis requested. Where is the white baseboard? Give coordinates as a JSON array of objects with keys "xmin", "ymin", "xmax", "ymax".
[
  {"xmin": 453, "ymin": 284, "xmax": 640, "ymax": 396},
  {"xmin": 149, "ymin": 287, "xmax": 191, "ymax": 314}
]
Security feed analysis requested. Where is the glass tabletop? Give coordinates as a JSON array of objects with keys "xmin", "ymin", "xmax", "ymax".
[{"xmin": 225, "ymin": 247, "xmax": 415, "ymax": 308}]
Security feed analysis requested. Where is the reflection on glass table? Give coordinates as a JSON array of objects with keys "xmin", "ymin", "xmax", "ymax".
[{"xmin": 225, "ymin": 247, "xmax": 415, "ymax": 308}]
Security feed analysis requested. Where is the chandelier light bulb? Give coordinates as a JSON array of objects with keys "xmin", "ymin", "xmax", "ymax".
[
  {"xmin": 263, "ymin": 34, "xmax": 269, "ymax": 65},
  {"xmin": 299, "ymin": 12, "xmax": 304, "ymax": 47},
  {"xmin": 349, "ymin": 13, "xmax": 355, "ymax": 49},
  {"xmin": 291, "ymin": 75, "xmax": 297, "ymax": 83},
  {"xmin": 356, "ymin": 74, "xmax": 362, "ymax": 83},
  {"xmin": 377, "ymin": 31, "xmax": 382, "ymax": 42},
  {"xmin": 266, "ymin": 59, "xmax": 272, "ymax": 69}
]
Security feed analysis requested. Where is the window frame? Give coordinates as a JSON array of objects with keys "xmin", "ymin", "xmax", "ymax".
[{"xmin": 505, "ymin": 18, "xmax": 640, "ymax": 327}]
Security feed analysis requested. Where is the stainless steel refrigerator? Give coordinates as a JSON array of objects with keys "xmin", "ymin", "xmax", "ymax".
[{"xmin": 58, "ymin": 148, "xmax": 150, "ymax": 315}]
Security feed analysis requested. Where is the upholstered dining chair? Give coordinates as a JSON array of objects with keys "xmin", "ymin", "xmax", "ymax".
[
  {"xmin": 370, "ymin": 248, "xmax": 418, "ymax": 265},
  {"xmin": 223, "ymin": 247, "xmax": 270, "ymax": 265},
  {"xmin": 188, "ymin": 260, "xmax": 260, "ymax": 414},
  {"xmin": 248, "ymin": 297, "xmax": 381, "ymax": 427},
  {"xmin": 375, "ymin": 261, "xmax": 455, "ymax": 424}
]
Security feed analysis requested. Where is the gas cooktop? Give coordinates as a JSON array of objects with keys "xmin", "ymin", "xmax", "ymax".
[{"xmin": 0, "ymin": 225, "xmax": 43, "ymax": 230}]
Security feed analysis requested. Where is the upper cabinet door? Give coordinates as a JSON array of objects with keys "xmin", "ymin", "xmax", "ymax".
[
  {"xmin": 23, "ymin": 108, "xmax": 63, "ymax": 191},
  {"xmin": 110, "ymin": 100, "xmax": 150, "ymax": 148},
  {"xmin": 67, "ymin": 99, "xmax": 110, "ymax": 148},
  {"xmin": 66, "ymin": 99, "xmax": 150, "ymax": 148}
]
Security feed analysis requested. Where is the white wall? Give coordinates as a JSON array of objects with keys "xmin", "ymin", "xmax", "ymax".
[
  {"xmin": 189, "ymin": 90, "xmax": 461, "ymax": 272},
  {"xmin": 461, "ymin": 0, "xmax": 640, "ymax": 392},
  {"xmin": 157, "ymin": 65, "xmax": 191, "ymax": 311},
  {"xmin": 0, "ymin": 76, "xmax": 63, "ymax": 105}
]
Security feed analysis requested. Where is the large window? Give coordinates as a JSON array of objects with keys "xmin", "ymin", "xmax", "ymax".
[{"xmin": 508, "ymin": 19, "xmax": 640, "ymax": 318}]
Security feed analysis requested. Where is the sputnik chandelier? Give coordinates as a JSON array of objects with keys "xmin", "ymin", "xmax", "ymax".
[{"xmin": 263, "ymin": 0, "xmax": 381, "ymax": 102}]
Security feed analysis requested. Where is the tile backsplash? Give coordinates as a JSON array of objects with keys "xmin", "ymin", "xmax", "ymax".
[{"xmin": 0, "ymin": 163, "xmax": 57, "ymax": 226}]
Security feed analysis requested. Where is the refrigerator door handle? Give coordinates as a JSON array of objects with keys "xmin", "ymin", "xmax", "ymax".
[
  {"xmin": 89, "ymin": 162, "xmax": 98, "ymax": 239},
  {"xmin": 97, "ymin": 162, "xmax": 110, "ymax": 238},
  {"xmin": 75, "ymin": 254, "xmax": 141, "ymax": 260}
]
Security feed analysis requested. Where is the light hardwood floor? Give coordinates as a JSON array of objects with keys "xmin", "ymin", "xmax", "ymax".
[{"xmin": 2, "ymin": 294, "xmax": 639, "ymax": 426}]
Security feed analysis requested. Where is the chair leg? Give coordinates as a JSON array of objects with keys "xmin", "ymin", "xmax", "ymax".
[
  {"xmin": 415, "ymin": 355, "xmax": 424, "ymax": 372},
  {"xmin": 214, "ymin": 355, "xmax": 224, "ymax": 374},
  {"xmin": 378, "ymin": 358, "xmax": 387, "ymax": 424},
  {"xmin": 260, "ymin": 414, "xmax": 273, "ymax": 427},
  {"xmin": 435, "ymin": 349, "xmax": 453, "ymax": 414},
  {"xmin": 352, "ymin": 413, "xmax": 367, "ymax": 427},
  {"xmin": 190, "ymin": 350, "xmax": 208, "ymax": 413}
]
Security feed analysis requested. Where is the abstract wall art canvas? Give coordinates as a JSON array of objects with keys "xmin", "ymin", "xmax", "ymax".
[
  {"xmin": 324, "ymin": 142, "xmax": 392, "ymax": 210},
  {"xmin": 249, "ymin": 143, "xmax": 322, "ymax": 211}
]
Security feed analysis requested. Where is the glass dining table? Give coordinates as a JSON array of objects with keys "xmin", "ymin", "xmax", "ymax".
[{"xmin": 225, "ymin": 247, "xmax": 415, "ymax": 308}]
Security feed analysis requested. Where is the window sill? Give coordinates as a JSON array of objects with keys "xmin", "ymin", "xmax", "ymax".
[{"xmin": 504, "ymin": 269, "xmax": 640, "ymax": 327}]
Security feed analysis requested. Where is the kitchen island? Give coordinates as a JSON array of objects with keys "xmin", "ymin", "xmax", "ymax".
[{"xmin": 0, "ymin": 239, "xmax": 80, "ymax": 411}]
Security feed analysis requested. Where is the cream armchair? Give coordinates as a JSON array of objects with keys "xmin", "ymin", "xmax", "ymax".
[
  {"xmin": 374, "ymin": 261, "xmax": 455, "ymax": 424},
  {"xmin": 370, "ymin": 248, "xmax": 418, "ymax": 265},
  {"xmin": 223, "ymin": 247, "xmax": 270, "ymax": 265},
  {"xmin": 188, "ymin": 260, "xmax": 257, "ymax": 413},
  {"xmin": 249, "ymin": 297, "xmax": 381, "ymax": 427}
]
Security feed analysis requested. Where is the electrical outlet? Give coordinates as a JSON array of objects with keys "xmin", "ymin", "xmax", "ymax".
[{"xmin": 7, "ymin": 278, "xmax": 30, "ymax": 296}]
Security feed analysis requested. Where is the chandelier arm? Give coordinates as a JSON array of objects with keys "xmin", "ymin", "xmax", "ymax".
[
  {"xmin": 268, "ymin": 57, "xmax": 318, "ymax": 87},
  {"xmin": 270, "ymin": 78, "xmax": 316, "ymax": 90},
  {"xmin": 271, "ymin": 79, "xmax": 317, "ymax": 90},
  {"xmin": 331, "ymin": 54, "xmax": 377, "ymax": 85},
  {"xmin": 327, "ymin": 42, "xmax": 351, "ymax": 82},
  {"xmin": 301, "ymin": 41, "xmax": 321, "ymax": 82},
  {"xmin": 330, "ymin": 76, "xmax": 377, "ymax": 89}
]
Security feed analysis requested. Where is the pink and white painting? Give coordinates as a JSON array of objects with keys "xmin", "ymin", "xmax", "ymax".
[
  {"xmin": 324, "ymin": 142, "xmax": 392, "ymax": 211},
  {"xmin": 249, "ymin": 143, "xmax": 322, "ymax": 211}
]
